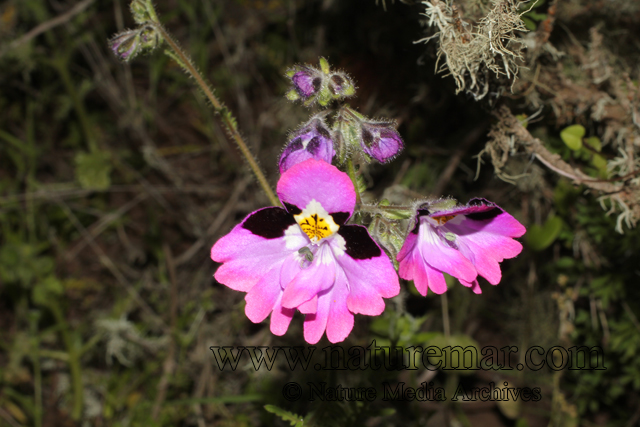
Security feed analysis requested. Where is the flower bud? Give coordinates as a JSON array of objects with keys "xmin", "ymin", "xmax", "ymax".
[
  {"xmin": 360, "ymin": 122, "xmax": 403, "ymax": 163},
  {"xmin": 328, "ymin": 72, "xmax": 355, "ymax": 97},
  {"xmin": 279, "ymin": 116, "xmax": 335, "ymax": 173},
  {"xmin": 130, "ymin": 0, "xmax": 158, "ymax": 24},
  {"xmin": 109, "ymin": 26, "xmax": 161, "ymax": 63},
  {"xmin": 285, "ymin": 58, "xmax": 356, "ymax": 106},
  {"xmin": 109, "ymin": 30, "xmax": 140, "ymax": 62},
  {"xmin": 292, "ymin": 68, "xmax": 322, "ymax": 98}
]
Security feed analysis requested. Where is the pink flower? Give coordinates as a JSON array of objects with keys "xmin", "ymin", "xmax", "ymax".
[
  {"xmin": 397, "ymin": 199, "xmax": 526, "ymax": 295},
  {"xmin": 211, "ymin": 159, "xmax": 399, "ymax": 344}
]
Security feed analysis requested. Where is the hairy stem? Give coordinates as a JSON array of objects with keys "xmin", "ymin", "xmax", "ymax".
[
  {"xmin": 151, "ymin": 23, "xmax": 279, "ymax": 206},
  {"xmin": 346, "ymin": 158, "xmax": 362, "ymax": 205}
]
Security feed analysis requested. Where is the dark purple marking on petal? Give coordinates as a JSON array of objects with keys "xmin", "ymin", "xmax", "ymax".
[
  {"xmin": 338, "ymin": 225, "xmax": 381, "ymax": 259},
  {"xmin": 282, "ymin": 202, "xmax": 302, "ymax": 215},
  {"xmin": 468, "ymin": 198, "xmax": 485, "ymax": 206},
  {"xmin": 312, "ymin": 77, "xmax": 322, "ymax": 92},
  {"xmin": 361, "ymin": 127, "xmax": 374, "ymax": 147},
  {"xmin": 288, "ymin": 137, "xmax": 303, "ymax": 151},
  {"xmin": 242, "ymin": 207, "xmax": 296, "ymax": 239},
  {"xmin": 465, "ymin": 207, "xmax": 502, "ymax": 221},
  {"xmin": 331, "ymin": 212, "xmax": 350, "ymax": 225},
  {"xmin": 307, "ymin": 137, "xmax": 321, "ymax": 154},
  {"xmin": 417, "ymin": 208, "xmax": 431, "ymax": 217},
  {"xmin": 410, "ymin": 223, "xmax": 420, "ymax": 235}
]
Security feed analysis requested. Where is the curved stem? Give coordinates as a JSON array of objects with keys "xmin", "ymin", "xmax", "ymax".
[
  {"xmin": 346, "ymin": 158, "xmax": 362, "ymax": 205},
  {"xmin": 151, "ymin": 23, "xmax": 280, "ymax": 207}
]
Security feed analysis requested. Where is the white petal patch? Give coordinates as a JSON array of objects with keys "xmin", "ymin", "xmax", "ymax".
[
  {"xmin": 284, "ymin": 224, "xmax": 309, "ymax": 250},
  {"xmin": 328, "ymin": 233, "xmax": 346, "ymax": 258}
]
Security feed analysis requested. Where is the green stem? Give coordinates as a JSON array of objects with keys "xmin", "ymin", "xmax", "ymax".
[
  {"xmin": 151, "ymin": 23, "xmax": 279, "ymax": 207},
  {"xmin": 346, "ymin": 158, "xmax": 362, "ymax": 205},
  {"xmin": 49, "ymin": 302, "xmax": 83, "ymax": 420}
]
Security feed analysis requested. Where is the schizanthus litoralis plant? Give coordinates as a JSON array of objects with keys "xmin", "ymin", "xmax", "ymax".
[
  {"xmin": 210, "ymin": 58, "xmax": 526, "ymax": 343},
  {"xmin": 109, "ymin": 1, "xmax": 526, "ymax": 343}
]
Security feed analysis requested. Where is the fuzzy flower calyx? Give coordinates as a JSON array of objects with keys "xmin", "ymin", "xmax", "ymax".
[
  {"xmin": 211, "ymin": 159, "xmax": 399, "ymax": 344},
  {"xmin": 279, "ymin": 115, "xmax": 335, "ymax": 173},
  {"xmin": 397, "ymin": 198, "xmax": 525, "ymax": 295}
]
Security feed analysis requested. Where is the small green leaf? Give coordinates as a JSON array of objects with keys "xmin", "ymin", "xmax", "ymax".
[
  {"xmin": 521, "ymin": 16, "xmax": 536, "ymax": 31},
  {"xmin": 527, "ymin": 11, "xmax": 547, "ymax": 21},
  {"xmin": 75, "ymin": 150, "xmax": 112, "ymax": 190},
  {"xmin": 526, "ymin": 216, "xmax": 563, "ymax": 251},
  {"xmin": 584, "ymin": 136, "xmax": 602, "ymax": 152},
  {"xmin": 381, "ymin": 208, "xmax": 413, "ymax": 220},
  {"xmin": 264, "ymin": 405, "xmax": 304, "ymax": 427},
  {"xmin": 560, "ymin": 124, "xmax": 585, "ymax": 151},
  {"xmin": 591, "ymin": 153, "xmax": 607, "ymax": 171}
]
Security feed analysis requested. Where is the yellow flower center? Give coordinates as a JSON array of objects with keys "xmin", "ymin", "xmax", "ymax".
[{"xmin": 294, "ymin": 199, "xmax": 339, "ymax": 243}]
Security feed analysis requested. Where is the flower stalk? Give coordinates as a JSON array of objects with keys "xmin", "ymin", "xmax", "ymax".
[
  {"xmin": 150, "ymin": 22, "xmax": 279, "ymax": 206},
  {"xmin": 346, "ymin": 157, "xmax": 362, "ymax": 205}
]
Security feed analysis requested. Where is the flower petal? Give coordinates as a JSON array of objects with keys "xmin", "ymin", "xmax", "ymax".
[
  {"xmin": 212, "ymin": 208, "xmax": 305, "ymax": 292},
  {"xmin": 244, "ymin": 267, "xmax": 282, "ymax": 323},
  {"xmin": 277, "ymin": 159, "xmax": 356, "ymax": 216},
  {"xmin": 416, "ymin": 221, "xmax": 477, "ymax": 283},
  {"xmin": 444, "ymin": 208, "xmax": 524, "ymax": 285},
  {"xmin": 281, "ymin": 245, "xmax": 336, "ymax": 309},
  {"xmin": 338, "ymin": 252, "xmax": 399, "ymax": 314},
  {"xmin": 303, "ymin": 288, "xmax": 332, "ymax": 345},
  {"xmin": 325, "ymin": 269, "xmax": 354, "ymax": 343},
  {"xmin": 298, "ymin": 295, "xmax": 318, "ymax": 314},
  {"xmin": 270, "ymin": 297, "xmax": 295, "ymax": 336}
]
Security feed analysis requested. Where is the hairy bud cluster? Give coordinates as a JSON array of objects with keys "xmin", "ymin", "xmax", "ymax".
[
  {"xmin": 279, "ymin": 106, "xmax": 404, "ymax": 171},
  {"xmin": 285, "ymin": 58, "xmax": 356, "ymax": 107}
]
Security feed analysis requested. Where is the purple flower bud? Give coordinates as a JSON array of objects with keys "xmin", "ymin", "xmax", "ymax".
[
  {"xmin": 291, "ymin": 68, "xmax": 322, "ymax": 98},
  {"xmin": 360, "ymin": 122, "xmax": 403, "ymax": 163},
  {"xmin": 327, "ymin": 72, "xmax": 355, "ymax": 97},
  {"xmin": 279, "ymin": 117, "xmax": 335, "ymax": 173},
  {"xmin": 109, "ymin": 30, "xmax": 140, "ymax": 62}
]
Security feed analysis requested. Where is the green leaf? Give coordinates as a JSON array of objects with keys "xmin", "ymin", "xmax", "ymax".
[
  {"xmin": 591, "ymin": 153, "xmax": 607, "ymax": 171},
  {"xmin": 74, "ymin": 150, "xmax": 112, "ymax": 190},
  {"xmin": 264, "ymin": 405, "xmax": 304, "ymax": 427},
  {"xmin": 560, "ymin": 124, "xmax": 585, "ymax": 151},
  {"xmin": 527, "ymin": 11, "xmax": 547, "ymax": 21},
  {"xmin": 521, "ymin": 17, "xmax": 536, "ymax": 31},
  {"xmin": 525, "ymin": 216, "xmax": 563, "ymax": 251},
  {"xmin": 585, "ymin": 136, "xmax": 602, "ymax": 152},
  {"xmin": 380, "ymin": 208, "xmax": 413, "ymax": 220}
]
